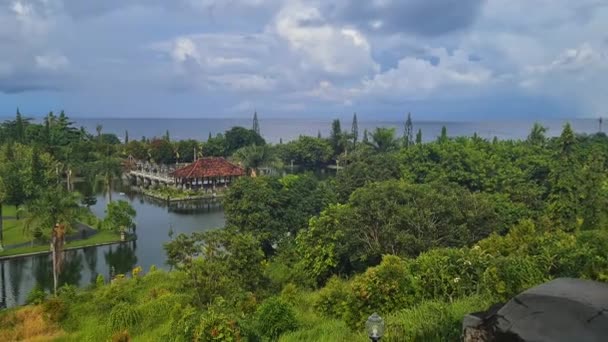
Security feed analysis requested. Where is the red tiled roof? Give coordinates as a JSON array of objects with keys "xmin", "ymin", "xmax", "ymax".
[{"xmin": 170, "ymin": 157, "xmax": 245, "ymax": 179}]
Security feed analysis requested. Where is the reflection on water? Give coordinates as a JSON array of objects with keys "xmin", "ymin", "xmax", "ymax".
[{"xmin": 0, "ymin": 182, "xmax": 225, "ymax": 308}]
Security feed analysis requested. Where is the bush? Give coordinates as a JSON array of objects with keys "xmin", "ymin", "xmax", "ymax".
[
  {"xmin": 383, "ymin": 295, "xmax": 491, "ymax": 341},
  {"xmin": 26, "ymin": 284, "xmax": 47, "ymax": 305},
  {"xmin": 481, "ymin": 255, "xmax": 547, "ymax": 302},
  {"xmin": 194, "ymin": 309, "xmax": 242, "ymax": 342},
  {"xmin": 280, "ymin": 283, "xmax": 299, "ymax": 306},
  {"xmin": 58, "ymin": 284, "xmax": 78, "ymax": 300},
  {"xmin": 344, "ymin": 255, "xmax": 416, "ymax": 327},
  {"xmin": 314, "ymin": 276, "xmax": 349, "ymax": 319},
  {"xmin": 111, "ymin": 330, "xmax": 131, "ymax": 342},
  {"xmin": 43, "ymin": 297, "xmax": 68, "ymax": 322},
  {"xmin": 255, "ymin": 297, "xmax": 298, "ymax": 340},
  {"xmin": 96, "ymin": 274, "xmax": 105, "ymax": 288},
  {"xmin": 109, "ymin": 303, "xmax": 142, "ymax": 332}
]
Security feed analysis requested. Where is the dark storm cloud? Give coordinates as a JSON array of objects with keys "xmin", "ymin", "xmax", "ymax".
[{"xmin": 328, "ymin": 0, "xmax": 485, "ymax": 36}]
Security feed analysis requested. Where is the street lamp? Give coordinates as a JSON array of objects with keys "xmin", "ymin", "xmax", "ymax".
[{"xmin": 366, "ymin": 313, "xmax": 385, "ymax": 341}]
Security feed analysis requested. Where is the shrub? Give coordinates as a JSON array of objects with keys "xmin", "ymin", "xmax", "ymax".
[
  {"xmin": 255, "ymin": 297, "xmax": 298, "ymax": 340},
  {"xmin": 383, "ymin": 295, "xmax": 491, "ymax": 342},
  {"xmin": 194, "ymin": 309, "xmax": 243, "ymax": 342},
  {"xmin": 111, "ymin": 330, "xmax": 132, "ymax": 342},
  {"xmin": 42, "ymin": 297, "xmax": 68, "ymax": 322},
  {"xmin": 314, "ymin": 276, "xmax": 349, "ymax": 318},
  {"xmin": 481, "ymin": 255, "xmax": 547, "ymax": 302},
  {"xmin": 58, "ymin": 284, "xmax": 78, "ymax": 300},
  {"xmin": 96, "ymin": 274, "xmax": 105, "ymax": 288},
  {"xmin": 109, "ymin": 303, "xmax": 142, "ymax": 332},
  {"xmin": 344, "ymin": 255, "xmax": 416, "ymax": 327},
  {"xmin": 26, "ymin": 284, "xmax": 47, "ymax": 305},
  {"xmin": 280, "ymin": 283, "xmax": 299, "ymax": 306}
]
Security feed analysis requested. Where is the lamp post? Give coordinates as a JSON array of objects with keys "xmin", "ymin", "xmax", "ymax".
[{"xmin": 366, "ymin": 313, "xmax": 385, "ymax": 341}]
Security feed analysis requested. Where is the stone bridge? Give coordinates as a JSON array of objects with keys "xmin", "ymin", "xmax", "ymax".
[{"xmin": 125, "ymin": 161, "xmax": 181, "ymax": 187}]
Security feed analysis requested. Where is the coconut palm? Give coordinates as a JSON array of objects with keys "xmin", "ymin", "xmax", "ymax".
[
  {"xmin": 0, "ymin": 177, "xmax": 5, "ymax": 249},
  {"xmin": 233, "ymin": 145, "xmax": 280, "ymax": 177},
  {"xmin": 24, "ymin": 187, "xmax": 81, "ymax": 293},
  {"xmin": 94, "ymin": 146, "xmax": 123, "ymax": 203},
  {"xmin": 371, "ymin": 127, "xmax": 399, "ymax": 153}
]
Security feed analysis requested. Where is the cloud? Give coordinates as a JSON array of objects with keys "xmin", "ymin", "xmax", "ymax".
[
  {"xmin": 35, "ymin": 54, "xmax": 69, "ymax": 71},
  {"xmin": 327, "ymin": 0, "xmax": 485, "ymax": 36},
  {"xmin": 519, "ymin": 43, "xmax": 608, "ymax": 114},
  {"xmin": 273, "ymin": 0, "xmax": 379, "ymax": 77},
  {"xmin": 1, "ymin": 0, "xmax": 608, "ymax": 118}
]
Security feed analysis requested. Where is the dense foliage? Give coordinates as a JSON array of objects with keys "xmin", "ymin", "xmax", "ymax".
[{"xmin": 1, "ymin": 112, "xmax": 608, "ymax": 341}]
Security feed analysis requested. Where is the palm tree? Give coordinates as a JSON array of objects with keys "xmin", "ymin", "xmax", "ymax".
[
  {"xmin": 371, "ymin": 127, "xmax": 399, "ymax": 152},
  {"xmin": 94, "ymin": 147, "xmax": 122, "ymax": 203},
  {"xmin": 95, "ymin": 124, "xmax": 103, "ymax": 142},
  {"xmin": 233, "ymin": 145, "xmax": 280, "ymax": 177},
  {"xmin": 24, "ymin": 187, "xmax": 81, "ymax": 294},
  {"xmin": 0, "ymin": 177, "xmax": 6, "ymax": 249}
]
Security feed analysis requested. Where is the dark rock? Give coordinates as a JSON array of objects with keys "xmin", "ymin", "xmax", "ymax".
[{"xmin": 463, "ymin": 278, "xmax": 608, "ymax": 342}]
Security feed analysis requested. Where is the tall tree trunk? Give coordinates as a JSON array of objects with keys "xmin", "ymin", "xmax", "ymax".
[
  {"xmin": 66, "ymin": 168, "xmax": 72, "ymax": 192},
  {"xmin": 0, "ymin": 202, "xmax": 3, "ymax": 247},
  {"xmin": 107, "ymin": 174, "xmax": 113, "ymax": 203},
  {"xmin": 51, "ymin": 224, "xmax": 65, "ymax": 295},
  {"xmin": 0, "ymin": 262, "xmax": 6, "ymax": 309}
]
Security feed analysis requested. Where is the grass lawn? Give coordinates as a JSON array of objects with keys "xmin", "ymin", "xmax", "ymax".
[
  {"xmin": 2, "ymin": 218, "xmax": 30, "ymax": 245},
  {"xmin": 0, "ymin": 230, "xmax": 122, "ymax": 257},
  {"xmin": 1, "ymin": 205, "xmax": 18, "ymax": 217}
]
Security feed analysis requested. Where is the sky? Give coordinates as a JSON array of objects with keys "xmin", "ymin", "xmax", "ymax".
[{"xmin": 0, "ymin": 0, "xmax": 607, "ymax": 120}]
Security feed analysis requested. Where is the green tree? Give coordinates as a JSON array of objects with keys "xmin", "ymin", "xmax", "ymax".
[
  {"xmin": 164, "ymin": 228, "xmax": 265, "ymax": 306},
  {"xmin": 149, "ymin": 138, "xmax": 174, "ymax": 164},
  {"xmin": 14, "ymin": 108, "xmax": 25, "ymax": 143},
  {"xmin": 280, "ymin": 136, "xmax": 333, "ymax": 168},
  {"xmin": 330, "ymin": 119, "xmax": 345, "ymax": 156},
  {"xmin": 94, "ymin": 147, "xmax": 122, "ymax": 203},
  {"xmin": 24, "ymin": 187, "xmax": 80, "ymax": 242},
  {"xmin": 104, "ymin": 200, "xmax": 136, "ymax": 234},
  {"xmin": 362, "ymin": 129, "xmax": 369, "ymax": 144},
  {"xmin": 558, "ymin": 122, "xmax": 576, "ymax": 156},
  {"xmin": 253, "ymin": 111, "xmax": 260, "ymax": 135},
  {"xmin": 175, "ymin": 139, "xmax": 200, "ymax": 163},
  {"xmin": 416, "ymin": 128, "xmax": 422, "ymax": 144},
  {"xmin": 233, "ymin": 144, "xmax": 279, "ymax": 177},
  {"xmin": 124, "ymin": 130, "xmax": 129, "ymax": 144},
  {"xmin": 125, "ymin": 140, "xmax": 148, "ymax": 160},
  {"xmin": 202, "ymin": 133, "xmax": 226, "ymax": 157},
  {"xmin": 370, "ymin": 127, "xmax": 399, "ymax": 152},
  {"xmin": 404, "ymin": 112, "xmax": 414, "ymax": 147},
  {"xmin": 439, "ymin": 126, "xmax": 448, "ymax": 143},
  {"xmin": 527, "ymin": 123, "xmax": 547, "ymax": 146},
  {"xmin": 224, "ymin": 126, "xmax": 265, "ymax": 156},
  {"xmin": 351, "ymin": 113, "xmax": 359, "ymax": 146},
  {"xmin": 95, "ymin": 124, "xmax": 103, "ymax": 142},
  {"xmin": 0, "ymin": 177, "xmax": 5, "ymax": 247}
]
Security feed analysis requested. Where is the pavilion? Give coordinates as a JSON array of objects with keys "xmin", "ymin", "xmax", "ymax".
[{"xmin": 169, "ymin": 157, "xmax": 245, "ymax": 192}]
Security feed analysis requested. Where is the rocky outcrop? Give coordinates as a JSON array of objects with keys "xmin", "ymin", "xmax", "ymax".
[{"xmin": 463, "ymin": 278, "xmax": 608, "ymax": 342}]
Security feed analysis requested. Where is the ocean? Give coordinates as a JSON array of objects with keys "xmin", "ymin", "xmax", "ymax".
[{"xmin": 3, "ymin": 117, "xmax": 605, "ymax": 143}]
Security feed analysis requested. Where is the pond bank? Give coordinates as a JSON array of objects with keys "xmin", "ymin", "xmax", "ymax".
[
  {"xmin": 0, "ymin": 223, "xmax": 130, "ymax": 259},
  {"xmin": 0, "ymin": 236, "xmax": 134, "ymax": 261}
]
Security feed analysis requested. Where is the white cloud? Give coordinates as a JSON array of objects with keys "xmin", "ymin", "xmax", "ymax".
[
  {"xmin": 360, "ymin": 47, "xmax": 492, "ymax": 99},
  {"xmin": 518, "ymin": 43, "xmax": 608, "ymax": 114},
  {"xmin": 171, "ymin": 37, "xmax": 200, "ymax": 63},
  {"xmin": 209, "ymin": 73, "xmax": 277, "ymax": 91},
  {"xmin": 274, "ymin": 0, "xmax": 378, "ymax": 77},
  {"xmin": 35, "ymin": 54, "xmax": 69, "ymax": 71}
]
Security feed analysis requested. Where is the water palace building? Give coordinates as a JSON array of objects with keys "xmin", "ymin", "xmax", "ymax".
[{"xmin": 170, "ymin": 157, "xmax": 245, "ymax": 191}]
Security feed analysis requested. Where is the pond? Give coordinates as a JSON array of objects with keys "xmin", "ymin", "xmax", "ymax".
[{"xmin": 0, "ymin": 183, "xmax": 225, "ymax": 308}]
